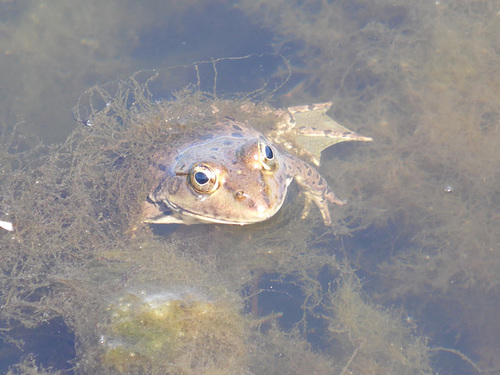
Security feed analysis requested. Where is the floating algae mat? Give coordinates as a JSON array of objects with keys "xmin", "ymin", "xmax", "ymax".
[{"xmin": 0, "ymin": 55, "xmax": 434, "ymax": 374}]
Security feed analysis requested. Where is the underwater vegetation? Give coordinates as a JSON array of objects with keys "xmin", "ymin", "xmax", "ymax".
[
  {"xmin": 101, "ymin": 290, "xmax": 247, "ymax": 374},
  {"xmin": 0, "ymin": 57, "xmax": 435, "ymax": 373},
  {"xmin": 0, "ymin": 0, "xmax": 498, "ymax": 373},
  {"xmin": 238, "ymin": 0, "xmax": 500, "ymax": 372}
]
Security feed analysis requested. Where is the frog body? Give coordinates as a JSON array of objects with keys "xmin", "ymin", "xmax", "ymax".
[{"xmin": 144, "ymin": 102, "xmax": 371, "ymax": 226}]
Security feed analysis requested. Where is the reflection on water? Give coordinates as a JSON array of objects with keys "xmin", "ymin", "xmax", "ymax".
[{"xmin": 1, "ymin": 0, "xmax": 499, "ymax": 373}]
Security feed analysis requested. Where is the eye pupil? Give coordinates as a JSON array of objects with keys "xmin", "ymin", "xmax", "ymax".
[
  {"xmin": 194, "ymin": 171, "xmax": 209, "ymax": 184},
  {"xmin": 189, "ymin": 164, "xmax": 219, "ymax": 194},
  {"xmin": 264, "ymin": 145, "xmax": 274, "ymax": 159}
]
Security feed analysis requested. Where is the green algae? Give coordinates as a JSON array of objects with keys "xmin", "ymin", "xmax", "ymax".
[
  {"xmin": 238, "ymin": 1, "xmax": 499, "ymax": 372},
  {"xmin": 0, "ymin": 56, "xmax": 436, "ymax": 373}
]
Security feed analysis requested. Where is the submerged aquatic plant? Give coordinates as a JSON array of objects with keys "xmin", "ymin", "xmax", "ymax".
[
  {"xmin": 101, "ymin": 290, "xmax": 248, "ymax": 374},
  {"xmin": 0, "ymin": 56, "xmax": 437, "ymax": 374}
]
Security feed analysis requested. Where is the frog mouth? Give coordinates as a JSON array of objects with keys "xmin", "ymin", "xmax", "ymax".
[
  {"xmin": 170, "ymin": 202, "xmax": 277, "ymax": 225},
  {"xmin": 156, "ymin": 198, "xmax": 281, "ymax": 226},
  {"xmin": 145, "ymin": 189, "xmax": 284, "ymax": 225}
]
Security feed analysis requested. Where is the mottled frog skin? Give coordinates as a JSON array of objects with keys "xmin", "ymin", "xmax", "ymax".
[{"xmin": 144, "ymin": 102, "xmax": 371, "ymax": 226}]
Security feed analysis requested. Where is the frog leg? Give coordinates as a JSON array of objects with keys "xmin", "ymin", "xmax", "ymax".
[
  {"xmin": 286, "ymin": 155, "xmax": 345, "ymax": 226},
  {"xmin": 297, "ymin": 179, "xmax": 345, "ymax": 226},
  {"xmin": 287, "ymin": 101, "xmax": 372, "ymax": 143},
  {"xmin": 297, "ymin": 126, "xmax": 373, "ymax": 142},
  {"xmin": 283, "ymin": 102, "xmax": 372, "ymax": 166},
  {"xmin": 270, "ymin": 132, "xmax": 321, "ymax": 166},
  {"xmin": 287, "ymin": 102, "xmax": 333, "ymax": 115}
]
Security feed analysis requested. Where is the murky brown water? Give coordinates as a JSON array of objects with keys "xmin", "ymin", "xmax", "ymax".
[{"xmin": 1, "ymin": 1, "xmax": 499, "ymax": 373}]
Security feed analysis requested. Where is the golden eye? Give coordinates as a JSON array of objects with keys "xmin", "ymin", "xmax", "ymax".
[
  {"xmin": 188, "ymin": 164, "xmax": 219, "ymax": 194},
  {"xmin": 258, "ymin": 141, "xmax": 277, "ymax": 171}
]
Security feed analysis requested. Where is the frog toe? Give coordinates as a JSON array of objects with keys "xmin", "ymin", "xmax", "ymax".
[{"xmin": 325, "ymin": 190, "xmax": 346, "ymax": 206}]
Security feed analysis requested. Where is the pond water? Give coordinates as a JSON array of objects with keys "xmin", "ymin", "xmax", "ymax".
[{"xmin": 0, "ymin": 1, "xmax": 499, "ymax": 374}]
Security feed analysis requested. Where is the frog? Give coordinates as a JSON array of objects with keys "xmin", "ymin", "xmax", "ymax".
[{"xmin": 143, "ymin": 101, "xmax": 371, "ymax": 226}]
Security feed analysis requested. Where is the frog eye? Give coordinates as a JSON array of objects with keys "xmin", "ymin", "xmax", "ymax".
[
  {"xmin": 188, "ymin": 163, "xmax": 219, "ymax": 194},
  {"xmin": 258, "ymin": 142, "xmax": 277, "ymax": 171}
]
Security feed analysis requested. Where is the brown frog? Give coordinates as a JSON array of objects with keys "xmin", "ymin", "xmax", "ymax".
[{"xmin": 143, "ymin": 102, "xmax": 371, "ymax": 226}]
